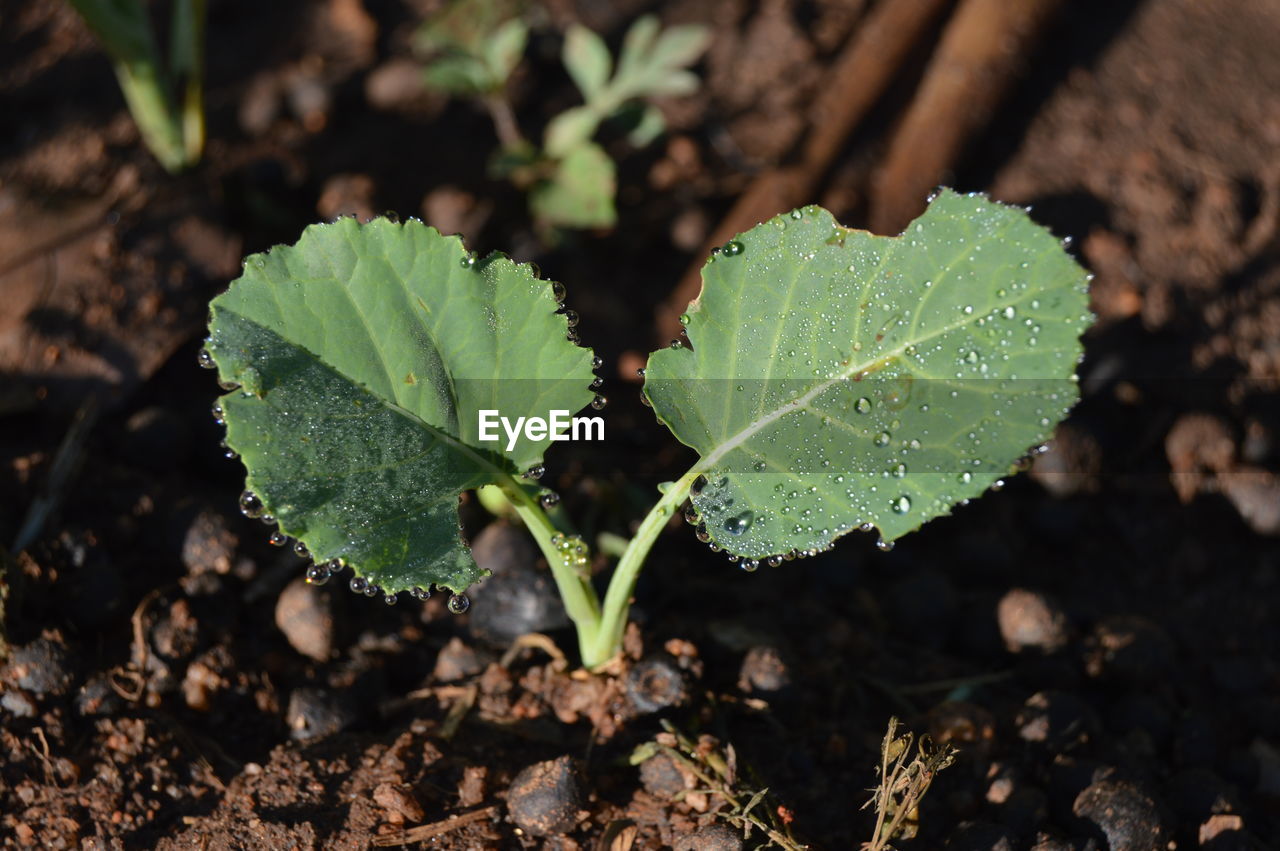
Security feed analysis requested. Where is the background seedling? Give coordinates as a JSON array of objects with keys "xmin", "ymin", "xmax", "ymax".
[
  {"xmin": 68, "ymin": 0, "xmax": 206, "ymax": 173},
  {"xmin": 203, "ymin": 190, "xmax": 1092, "ymax": 669},
  {"xmin": 416, "ymin": 3, "xmax": 709, "ymax": 230},
  {"xmin": 861, "ymin": 717, "xmax": 958, "ymax": 850}
]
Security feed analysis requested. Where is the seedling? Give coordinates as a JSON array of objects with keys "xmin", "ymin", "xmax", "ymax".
[
  {"xmin": 68, "ymin": 0, "xmax": 206, "ymax": 173},
  {"xmin": 202, "ymin": 190, "xmax": 1092, "ymax": 669},
  {"xmin": 416, "ymin": 3, "xmax": 709, "ymax": 229}
]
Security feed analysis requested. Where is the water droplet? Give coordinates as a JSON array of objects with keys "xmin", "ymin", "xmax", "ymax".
[
  {"xmin": 790, "ymin": 209, "xmax": 802, "ymax": 220},
  {"xmin": 691, "ymin": 475, "xmax": 707, "ymax": 496},
  {"xmin": 859, "ymin": 522, "xmax": 874, "ymax": 532},
  {"xmin": 1002, "ymin": 306, "xmax": 1016, "ymax": 320},
  {"xmin": 539, "ymin": 490, "xmax": 560, "ymax": 509},
  {"xmin": 891, "ymin": 463, "xmax": 907, "ymax": 478},
  {"xmin": 447, "ymin": 593, "xmax": 470, "ymax": 614},
  {"xmin": 963, "ymin": 305, "xmax": 974, "ymax": 315},
  {"xmin": 740, "ymin": 558, "xmax": 759, "ymax": 572},
  {"xmin": 766, "ymin": 555, "xmax": 783, "ymax": 568},
  {"xmin": 562, "ymin": 310, "xmax": 579, "ymax": 328},
  {"xmin": 211, "ymin": 402, "xmax": 225, "ymax": 426},
  {"xmin": 268, "ymin": 531, "xmax": 288, "ymax": 547},
  {"xmin": 523, "ymin": 464, "xmax": 545, "ymax": 479},
  {"xmin": 695, "ymin": 523, "xmax": 711, "ymax": 543},
  {"xmin": 874, "ymin": 432, "xmax": 891, "ymax": 447},
  {"xmin": 722, "ymin": 511, "xmax": 754, "ymax": 536},
  {"xmin": 991, "ymin": 479, "xmax": 1006, "ymax": 491},
  {"xmin": 589, "ymin": 377, "xmax": 604, "ymax": 391},
  {"xmin": 684, "ymin": 505, "xmax": 700, "ymax": 525},
  {"xmin": 855, "ymin": 397, "xmax": 872, "ymax": 414},
  {"xmin": 679, "ymin": 313, "xmax": 691, "ymax": 325},
  {"xmin": 722, "ymin": 241, "xmax": 743, "ymax": 256},
  {"xmin": 293, "ymin": 541, "xmax": 310, "ymax": 559},
  {"xmin": 349, "ymin": 576, "xmax": 368, "ymax": 594},
  {"xmin": 460, "ymin": 252, "xmax": 476, "ymax": 268},
  {"xmin": 305, "ymin": 564, "xmax": 329, "ymax": 585},
  {"xmin": 965, "ymin": 350, "xmax": 979, "ymax": 364},
  {"xmin": 891, "ymin": 495, "xmax": 911, "ymax": 514},
  {"xmin": 410, "ymin": 586, "xmax": 431, "ymax": 601},
  {"xmin": 239, "ymin": 490, "xmax": 263, "ymax": 518},
  {"xmin": 197, "ymin": 348, "xmax": 216, "ymax": 369},
  {"xmin": 364, "ymin": 583, "xmax": 380, "ymax": 598},
  {"xmin": 591, "ymin": 355, "xmax": 603, "ymax": 370},
  {"xmin": 590, "ymin": 394, "xmax": 608, "ymax": 410},
  {"xmin": 959, "ymin": 471, "xmax": 972, "ymax": 484},
  {"xmin": 553, "ymin": 282, "xmax": 567, "ymax": 303},
  {"xmin": 383, "ymin": 592, "xmax": 398, "ymax": 606},
  {"xmin": 876, "ymin": 538, "xmax": 895, "ymax": 552}
]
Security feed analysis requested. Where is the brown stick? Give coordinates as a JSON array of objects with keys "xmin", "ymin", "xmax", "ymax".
[
  {"xmin": 372, "ymin": 805, "xmax": 499, "ymax": 846},
  {"xmin": 868, "ymin": 0, "xmax": 1063, "ymax": 234},
  {"xmin": 656, "ymin": 0, "xmax": 955, "ymax": 341}
]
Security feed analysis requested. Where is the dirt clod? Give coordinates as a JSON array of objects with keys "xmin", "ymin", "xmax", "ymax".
[
  {"xmin": 506, "ymin": 755, "xmax": 583, "ymax": 837},
  {"xmin": 1072, "ymin": 780, "xmax": 1165, "ymax": 851},
  {"xmin": 4, "ymin": 632, "xmax": 75, "ymax": 696},
  {"xmin": 673, "ymin": 823, "xmax": 743, "ymax": 851},
  {"xmin": 625, "ymin": 656, "xmax": 689, "ymax": 715},
  {"xmin": 286, "ymin": 687, "xmax": 358, "ymax": 741}
]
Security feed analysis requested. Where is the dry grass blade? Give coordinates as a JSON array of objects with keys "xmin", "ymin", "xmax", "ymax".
[{"xmin": 861, "ymin": 717, "xmax": 957, "ymax": 850}]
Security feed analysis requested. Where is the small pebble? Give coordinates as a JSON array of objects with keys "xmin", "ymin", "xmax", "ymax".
[
  {"xmin": 76, "ymin": 674, "xmax": 125, "ymax": 717},
  {"xmin": 737, "ymin": 645, "xmax": 791, "ymax": 693},
  {"xmin": 639, "ymin": 752, "xmax": 688, "ymax": 799},
  {"xmin": 506, "ymin": 756, "xmax": 583, "ymax": 836},
  {"xmin": 275, "ymin": 577, "xmax": 337, "ymax": 661},
  {"xmin": 625, "ymin": 656, "xmax": 689, "ymax": 715},
  {"xmin": 997, "ymin": 588, "xmax": 1070, "ymax": 653},
  {"xmin": 179, "ymin": 504, "xmax": 237, "ymax": 576},
  {"xmin": 467, "ymin": 524, "xmax": 569, "ymax": 644},
  {"xmin": 1198, "ymin": 813, "xmax": 1245, "ymax": 846},
  {"xmin": 1219, "ymin": 468, "xmax": 1280, "ymax": 535},
  {"xmin": 286, "ymin": 687, "xmax": 358, "ymax": 741},
  {"xmin": 673, "ymin": 823, "xmax": 743, "ymax": 851},
  {"xmin": 1072, "ymin": 780, "xmax": 1166, "ymax": 850},
  {"xmin": 372, "ymin": 782, "xmax": 424, "ymax": 823},
  {"xmin": 433, "ymin": 637, "xmax": 487, "ymax": 682}
]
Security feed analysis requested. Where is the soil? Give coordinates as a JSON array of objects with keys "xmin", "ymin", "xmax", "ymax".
[{"xmin": 3, "ymin": 0, "xmax": 1279, "ymax": 848}]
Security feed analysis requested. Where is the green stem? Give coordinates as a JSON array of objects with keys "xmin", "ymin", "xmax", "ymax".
[
  {"xmin": 114, "ymin": 58, "xmax": 186, "ymax": 172},
  {"xmin": 494, "ymin": 475, "xmax": 601, "ymax": 660},
  {"xmin": 583, "ymin": 468, "xmax": 700, "ymax": 668}
]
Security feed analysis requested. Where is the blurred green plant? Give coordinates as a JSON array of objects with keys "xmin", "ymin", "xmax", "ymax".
[
  {"xmin": 68, "ymin": 0, "xmax": 206, "ymax": 173},
  {"xmin": 416, "ymin": 3, "xmax": 710, "ymax": 229}
]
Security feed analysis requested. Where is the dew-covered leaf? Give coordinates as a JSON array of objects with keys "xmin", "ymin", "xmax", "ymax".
[
  {"xmin": 644, "ymin": 190, "xmax": 1092, "ymax": 559},
  {"xmin": 207, "ymin": 218, "xmax": 594, "ymax": 594}
]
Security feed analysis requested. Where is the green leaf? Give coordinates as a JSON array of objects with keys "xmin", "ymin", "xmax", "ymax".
[
  {"xmin": 530, "ymin": 141, "xmax": 617, "ymax": 228},
  {"xmin": 207, "ymin": 218, "xmax": 595, "ymax": 594},
  {"xmin": 484, "ymin": 17, "xmax": 528, "ymax": 84},
  {"xmin": 644, "ymin": 191, "xmax": 1092, "ymax": 559},
  {"xmin": 648, "ymin": 25, "xmax": 711, "ymax": 74},
  {"xmin": 423, "ymin": 54, "xmax": 494, "ymax": 95},
  {"xmin": 563, "ymin": 24, "xmax": 612, "ymax": 102},
  {"xmin": 616, "ymin": 15, "xmax": 660, "ymax": 80},
  {"xmin": 625, "ymin": 103, "xmax": 666, "ymax": 147},
  {"xmin": 543, "ymin": 105, "xmax": 600, "ymax": 159}
]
